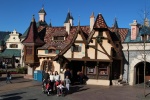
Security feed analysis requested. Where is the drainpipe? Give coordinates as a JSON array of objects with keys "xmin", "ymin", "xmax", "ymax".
[{"xmin": 127, "ymin": 43, "xmax": 129, "ymax": 83}]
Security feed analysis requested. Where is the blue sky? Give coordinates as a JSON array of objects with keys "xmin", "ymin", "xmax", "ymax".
[{"xmin": 0, "ymin": 0, "xmax": 149, "ymax": 34}]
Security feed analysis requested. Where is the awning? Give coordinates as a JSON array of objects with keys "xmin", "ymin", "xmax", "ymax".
[{"xmin": 0, "ymin": 49, "xmax": 21, "ymax": 58}]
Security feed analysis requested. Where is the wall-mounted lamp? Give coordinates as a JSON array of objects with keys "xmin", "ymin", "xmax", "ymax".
[{"xmin": 96, "ymin": 34, "xmax": 108, "ymax": 43}]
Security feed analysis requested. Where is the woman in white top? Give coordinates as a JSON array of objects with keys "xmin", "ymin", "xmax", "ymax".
[
  {"xmin": 54, "ymin": 71, "xmax": 61, "ymax": 92},
  {"xmin": 49, "ymin": 71, "xmax": 55, "ymax": 93},
  {"xmin": 54, "ymin": 71, "xmax": 60, "ymax": 82}
]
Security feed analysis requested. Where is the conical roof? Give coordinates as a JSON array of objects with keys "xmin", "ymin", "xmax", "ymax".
[{"xmin": 22, "ymin": 16, "xmax": 44, "ymax": 44}]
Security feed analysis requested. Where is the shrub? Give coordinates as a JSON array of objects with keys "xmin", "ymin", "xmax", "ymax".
[
  {"xmin": 0, "ymin": 70, "xmax": 6, "ymax": 74},
  {"xmin": 16, "ymin": 67, "xmax": 27, "ymax": 74}
]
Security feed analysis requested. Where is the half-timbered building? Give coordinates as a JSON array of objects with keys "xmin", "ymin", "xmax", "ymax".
[{"xmin": 26, "ymin": 8, "xmax": 128, "ymax": 85}]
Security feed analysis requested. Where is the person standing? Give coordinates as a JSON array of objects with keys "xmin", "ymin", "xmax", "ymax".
[
  {"xmin": 42, "ymin": 70, "xmax": 49, "ymax": 92},
  {"xmin": 64, "ymin": 75, "xmax": 71, "ymax": 93},
  {"xmin": 43, "ymin": 70, "xmax": 49, "ymax": 85},
  {"xmin": 6, "ymin": 71, "xmax": 12, "ymax": 83},
  {"xmin": 54, "ymin": 71, "xmax": 61, "ymax": 92},
  {"xmin": 49, "ymin": 71, "xmax": 55, "ymax": 93},
  {"xmin": 64, "ymin": 68, "xmax": 71, "ymax": 80},
  {"xmin": 54, "ymin": 71, "xmax": 60, "ymax": 83}
]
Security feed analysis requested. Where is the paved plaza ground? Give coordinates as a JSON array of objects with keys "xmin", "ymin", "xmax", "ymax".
[{"xmin": 0, "ymin": 74, "xmax": 150, "ymax": 100}]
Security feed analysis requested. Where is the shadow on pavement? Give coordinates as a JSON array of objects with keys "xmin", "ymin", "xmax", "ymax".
[
  {"xmin": 69, "ymin": 85, "xmax": 89, "ymax": 94},
  {"xmin": 1, "ymin": 92, "xmax": 26, "ymax": 100},
  {"xmin": 145, "ymin": 93, "xmax": 150, "ymax": 97},
  {"xmin": 15, "ymin": 80, "xmax": 32, "ymax": 83},
  {"xmin": 3, "ymin": 96, "xmax": 22, "ymax": 100},
  {"xmin": 0, "ymin": 76, "xmax": 24, "ymax": 81},
  {"xmin": 1, "ymin": 92, "xmax": 26, "ymax": 97}
]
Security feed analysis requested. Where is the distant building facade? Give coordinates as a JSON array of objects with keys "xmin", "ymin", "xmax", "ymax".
[
  {"xmin": 0, "ymin": 30, "xmax": 23, "ymax": 68},
  {"xmin": 122, "ymin": 19, "xmax": 150, "ymax": 85}
]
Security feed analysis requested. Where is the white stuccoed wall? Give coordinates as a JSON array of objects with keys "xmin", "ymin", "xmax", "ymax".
[{"xmin": 122, "ymin": 43, "xmax": 150, "ymax": 85}]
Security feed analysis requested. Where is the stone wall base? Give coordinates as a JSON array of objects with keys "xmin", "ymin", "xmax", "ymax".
[{"xmin": 86, "ymin": 79, "xmax": 110, "ymax": 86}]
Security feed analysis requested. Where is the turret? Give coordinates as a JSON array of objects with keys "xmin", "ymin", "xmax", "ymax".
[
  {"xmin": 64, "ymin": 10, "xmax": 73, "ymax": 26},
  {"xmin": 144, "ymin": 18, "xmax": 149, "ymax": 27},
  {"xmin": 64, "ymin": 11, "xmax": 73, "ymax": 34},
  {"xmin": 38, "ymin": 7, "xmax": 46, "ymax": 22}
]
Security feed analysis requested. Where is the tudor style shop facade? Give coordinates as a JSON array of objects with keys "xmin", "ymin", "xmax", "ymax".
[{"xmin": 22, "ymin": 7, "xmax": 128, "ymax": 85}]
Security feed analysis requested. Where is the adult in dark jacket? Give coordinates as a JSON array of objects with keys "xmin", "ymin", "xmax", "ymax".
[
  {"xmin": 43, "ymin": 70, "xmax": 49, "ymax": 84},
  {"xmin": 6, "ymin": 71, "xmax": 12, "ymax": 83},
  {"xmin": 64, "ymin": 68, "xmax": 71, "ymax": 79}
]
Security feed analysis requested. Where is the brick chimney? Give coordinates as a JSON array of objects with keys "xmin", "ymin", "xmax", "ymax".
[
  {"xmin": 65, "ymin": 22, "xmax": 71, "ymax": 34},
  {"xmin": 90, "ymin": 12, "xmax": 95, "ymax": 31},
  {"xmin": 130, "ymin": 20, "xmax": 139, "ymax": 40}
]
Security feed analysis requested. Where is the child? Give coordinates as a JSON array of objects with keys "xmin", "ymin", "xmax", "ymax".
[
  {"xmin": 56, "ymin": 81, "xmax": 64, "ymax": 96},
  {"xmin": 46, "ymin": 80, "xmax": 52, "ymax": 95},
  {"xmin": 64, "ymin": 76, "xmax": 71, "ymax": 92}
]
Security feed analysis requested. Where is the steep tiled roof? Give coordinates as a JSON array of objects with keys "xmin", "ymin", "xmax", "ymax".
[
  {"xmin": 140, "ymin": 26, "xmax": 150, "ymax": 35},
  {"xmin": 22, "ymin": 17, "xmax": 44, "ymax": 44},
  {"xmin": 124, "ymin": 26, "xmax": 150, "ymax": 43},
  {"xmin": 44, "ymin": 27, "xmax": 66, "ymax": 43},
  {"xmin": 39, "ymin": 26, "xmax": 77, "ymax": 50},
  {"xmin": 21, "ymin": 21, "xmax": 47, "ymax": 38},
  {"xmin": 0, "ymin": 31, "xmax": 11, "ymax": 41},
  {"xmin": 51, "ymin": 30, "xmax": 68, "ymax": 36},
  {"xmin": 0, "ymin": 49, "xmax": 21, "ymax": 58},
  {"xmin": 109, "ymin": 28, "xmax": 128, "ymax": 42},
  {"xmin": 93, "ymin": 13, "xmax": 108, "ymax": 29},
  {"xmin": 80, "ymin": 26, "xmax": 90, "ymax": 35},
  {"xmin": 39, "ymin": 25, "xmax": 90, "ymax": 50}
]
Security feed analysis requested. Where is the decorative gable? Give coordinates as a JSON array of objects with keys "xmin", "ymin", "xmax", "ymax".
[{"xmin": 93, "ymin": 13, "xmax": 108, "ymax": 29}]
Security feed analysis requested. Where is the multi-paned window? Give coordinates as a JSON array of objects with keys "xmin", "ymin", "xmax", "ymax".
[
  {"xmin": 98, "ymin": 63, "xmax": 109, "ymax": 76},
  {"xmin": 53, "ymin": 36, "xmax": 64, "ymax": 41},
  {"xmin": 87, "ymin": 66, "xmax": 96, "ymax": 74},
  {"xmin": 10, "ymin": 44, "xmax": 18, "ymax": 48},
  {"xmin": 26, "ymin": 46, "xmax": 32, "ymax": 55},
  {"xmin": 71, "ymin": 45, "xmax": 81, "ymax": 52},
  {"xmin": 45, "ymin": 49, "xmax": 59, "ymax": 54}
]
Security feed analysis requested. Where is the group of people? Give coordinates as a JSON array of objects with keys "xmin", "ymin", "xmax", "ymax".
[{"xmin": 42, "ymin": 70, "xmax": 71, "ymax": 96}]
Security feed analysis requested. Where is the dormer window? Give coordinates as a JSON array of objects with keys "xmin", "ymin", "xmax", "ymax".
[
  {"xmin": 45, "ymin": 47, "xmax": 59, "ymax": 54},
  {"xmin": 53, "ymin": 36, "xmax": 64, "ymax": 41},
  {"xmin": 141, "ymin": 35, "xmax": 148, "ymax": 41}
]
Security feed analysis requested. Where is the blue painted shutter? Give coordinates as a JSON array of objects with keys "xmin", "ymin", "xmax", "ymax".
[{"xmin": 45, "ymin": 50, "xmax": 48, "ymax": 54}]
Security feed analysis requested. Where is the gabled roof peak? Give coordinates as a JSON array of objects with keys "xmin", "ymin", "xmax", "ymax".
[{"xmin": 93, "ymin": 13, "xmax": 108, "ymax": 28}]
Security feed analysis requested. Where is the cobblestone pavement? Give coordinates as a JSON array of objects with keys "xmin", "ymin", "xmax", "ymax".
[{"xmin": 0, "ymin": 75, "xmax": 150, "ymax": 100}]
